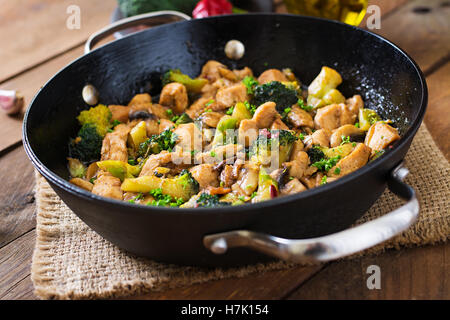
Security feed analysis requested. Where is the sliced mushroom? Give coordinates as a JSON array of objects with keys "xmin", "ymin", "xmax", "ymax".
[{"xmin": 270, "ymin": 164, "xmax": 290, "ymax": 190}]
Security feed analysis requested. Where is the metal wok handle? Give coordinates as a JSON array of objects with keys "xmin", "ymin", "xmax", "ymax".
[
  {"xmin": 85, "ymin": 11, "xmax": 191, "ymax": 54},
  {"xmin": 204, "ymin": 163, "xmax": 419, "ymax": 264}
]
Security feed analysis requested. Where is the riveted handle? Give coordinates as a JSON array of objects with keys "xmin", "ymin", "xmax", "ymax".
[{"xmin": 85, "ymin": 11, "xmax": 191, "ymax": 54}]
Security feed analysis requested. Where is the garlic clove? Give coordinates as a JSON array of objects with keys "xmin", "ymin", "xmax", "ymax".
[{"xmin": 0, "ymin": 90, "xmax": 24, "ymax": 115}]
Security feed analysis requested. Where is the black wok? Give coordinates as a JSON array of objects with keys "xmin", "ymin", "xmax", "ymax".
[{"xmin": 23, "ymin": 12, "xmax": 427, "ymax": 267}]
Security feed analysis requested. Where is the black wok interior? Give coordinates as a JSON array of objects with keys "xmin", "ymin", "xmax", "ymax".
[{"xmin": 26, "ymin": 14, "xmax": 423, "ymax": 181}]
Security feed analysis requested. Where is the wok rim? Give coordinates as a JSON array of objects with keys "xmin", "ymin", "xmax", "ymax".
[{"xmin": 22, "ymin": 13, "xmax": 428, "ymax": 216}]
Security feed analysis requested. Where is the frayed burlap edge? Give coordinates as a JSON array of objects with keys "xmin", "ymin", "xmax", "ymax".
[{"xmin": 31, "ymin": 124, "xmax": 449, "ymax": 299}]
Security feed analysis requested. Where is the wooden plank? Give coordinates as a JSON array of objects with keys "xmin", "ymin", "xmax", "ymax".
[
  {"xmin": 0, "ymin": 46, "xmax": 84, "ymax": 153},
  {"xmin": 360, "ymin": 0, "xmax": 409, "ymax": 27},
  {"xmin": 374, "ymin": 0, "xmax": 450, "ymax": 73},
  {"xmin": 0, "ymin": 146, "xmax": 36, "ymax": 248},
  {"xmin": 286, "ymin": 243, "xmax": 450, "ymax": 299},
  {"xmin": 0, "ymin": 231, "xmax": 36, "ymax": 299},
  {"xmin": 424, "ymin": 62, "xmax": 450, "ymax": 160},
  {"xmin": 127, "ymin": 265, "xmax": 323, "ymax": 300},
  {"xmin": 0, "ymin": 0, "xmax": 116, "ymax": 83},
  {"xmin": 0, "ymin": 275, "xmax": 36, "ymax": 300}
]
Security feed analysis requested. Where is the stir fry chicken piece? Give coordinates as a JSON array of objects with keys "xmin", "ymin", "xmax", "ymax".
[
  {"xmin": 123, "ymin": 192, "xmax": 154, "ymax": 204},
  {"xmin": 285, "ymin": 151, "xmax": 309, "ymax": 179},
  {"xmin": 196, "ymin": 144, "xmax": 244, "ymax": 164},
  {"xmin": 174, "ymin": 123, "xmax": 202, "ymax": 152},
  {"xmin": 233, "ymin": 67, "xmax": 253, "ymax": 80},
  {"xmin": 345, "ymin": 94, "xmax": 364, "ymax": 116},
  {"xmin": 100, "ymin": 124, "xmax": 130, "ymax": 162},
  {"xmin": 92, "ymin": 171, "xmax": 123, "ymax": 200},
  {"xmin": 231, "ymin": 163, "xmax": 260, "ymax": 197},
  {"xmin": 145, "ymin": 117, "xmax": 160, "ymax": 136},
  {"xmin": 189, "ymin": 164, "xmax": 219, "ymax": 189},
  {"xmin": 330, "ymin": 124, "xmax": 364, "ymax": 147},
  {"xmin": 158, "ymin": 119, "xmax": 175, "ymax": 133},
  {"xmin": 329, "ymin": 143, "xmax": 371, "ymax": 177},
  {"xmin": 257, "ymin": 69, "xmax": 288, "ymax": 84},
  {"xmin": 215, "ymin": 83, "xmax": 248, "ymax": 109},
  {"xmin": 287, "ymin": 106, "xmax": 314, "ymax": 128},
  {"xmin": 200, "ymin": 60, "xmax": 227, "ymax": 83},
  {"xmin": 69, "ymin": 177, "xmax": 93, "ymax": 191},
  {"xmin": 218, "ymin": 67, "xmax": 238, "ymax": 82},
  {"xmin": 148, "ymin": 104, "xmax": 170, "ymax": 120},
  {"xmin": 271, "ymin": 118, "xmax": 290, "ymax": 130},
  {"xmin": 238, "ymin": 119, "xmax": 258, "ymax": 147},
  {"xmin": 281, "ymin": 178, "xmax": 307, "ymax": 195},
  {"xmin": 128, "ymin": 93, "xmax": 152, "ymax": 107},
  {"xmin": 200, "ymin": 83, "xmax": 218, "ymax": 100},
  {"xmin": 290, "ymin": 140, "xmax": 304, "ymax": 158},
  {"xmin": 252, "ymin": 101, "xmax": 278, "ymax": 128},
  {"xmin": 139, "ymin": 151, "xmax": 173, "ymax": 177},
  {"xmin": 186, "ymin": 97, "xmax": 211, "ymax": 119},
  {"xmin": 108, "ymin": 105, "xmax": 130, "ymax": 123},
  {"xmin": 219, "ymin": 164, "xmax": 236, "ymax": 188},
  {"xmin": 304, "ymin": 128, "xmax": 332, "ymax": 149},
  {"xmin": 159, "ymin": 82, "xmax": 188, "ymax": 114},
  {"xmin": 364, "ymin": 122, "xmax": 400, "ymax": 154},
  {"xmin": 314, "ymin": 103, "xmax": 356, "ymax": 131}
]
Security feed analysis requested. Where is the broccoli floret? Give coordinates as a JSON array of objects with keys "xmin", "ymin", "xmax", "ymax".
[
  {"xmin": 306, "ymin": 145, "xmax": 341, "ymax": 172},
  {"xmin": 177, "ymin": 169, "xmax": 200, "ymax": 194},
  {"xmin": 251, "ymin": 129, "xmax": 297, "ymax": 151},
  {"xmin": 312, "ymin": 155, "xmax": 341, "ymax": 172},
  {"xmin": 77, "ymin": 104, "xmax": 112, "ymax": 137},
  {"xmin": 147, "ymin": 188, "xmax": 185, "ymax": 207},
  {"xmin": 162, "ymin": 69, "xmax": 208, "ymax": 93},
  {"xmin": 69, "ymin": 123, "xmax": 103, "ymax": 163},
  {"xmin": 242, "ymin": 76, "xmax": 259, "ymax": 94},
  {"xmin": 137, "ymin": 129, "xmax": 178, "ymax": 158},
  {"xmin": 307, "ymin": 145, "xmax": 325, "ymax": 164},
  {"xmin": 194, "ymin": 193, "xmax": 231, "ymax": 208},
  {"xmin": 253, "ymin": 81, "xmax": 299, "ymax": 112},
  {"xmin": 250, "ymin": 129, "xmax": 298, "ymax": 165},
  {"xmin": 277, "ymin": 129, "xmax": 299, "ymax": 146},
  {"xmin": 67, "ymin": 157, "xmax": 86, "ymax": 178},
  {"xmin": 175, "ymin": 112, "xmax": 193, "ymax": 125}
]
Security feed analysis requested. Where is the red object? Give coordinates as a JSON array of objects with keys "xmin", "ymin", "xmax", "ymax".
[
  {"xmin": 270, "ymin": 185, "xmax": 278, "ymax": 199},
  {"xmin": 193, "ymin": 0, "xmax": 233, "ymax": 18}
]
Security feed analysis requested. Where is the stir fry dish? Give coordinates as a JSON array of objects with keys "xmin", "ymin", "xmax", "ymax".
[{"xmin": 67, "ymin": 61, "xmax": 400, "ymax": 208}]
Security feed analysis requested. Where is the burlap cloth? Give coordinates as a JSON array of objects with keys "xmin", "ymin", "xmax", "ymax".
[{"xmin": 31, "ymin": 124, "xmax": 449, "ymax": 299}]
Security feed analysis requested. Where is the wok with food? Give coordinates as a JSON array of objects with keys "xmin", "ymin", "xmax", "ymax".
[
  {"xmin": 67, "ymin": 63, "xmax": 400, "ymax": 208},
  {"xmin": 23, "ymin": 13, "xmax": 427, "ymax": 266}
]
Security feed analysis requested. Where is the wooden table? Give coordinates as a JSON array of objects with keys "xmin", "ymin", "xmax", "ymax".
[{"xmin": 0, "ymin": 0, "xmax": 448, "ymax": 300}]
